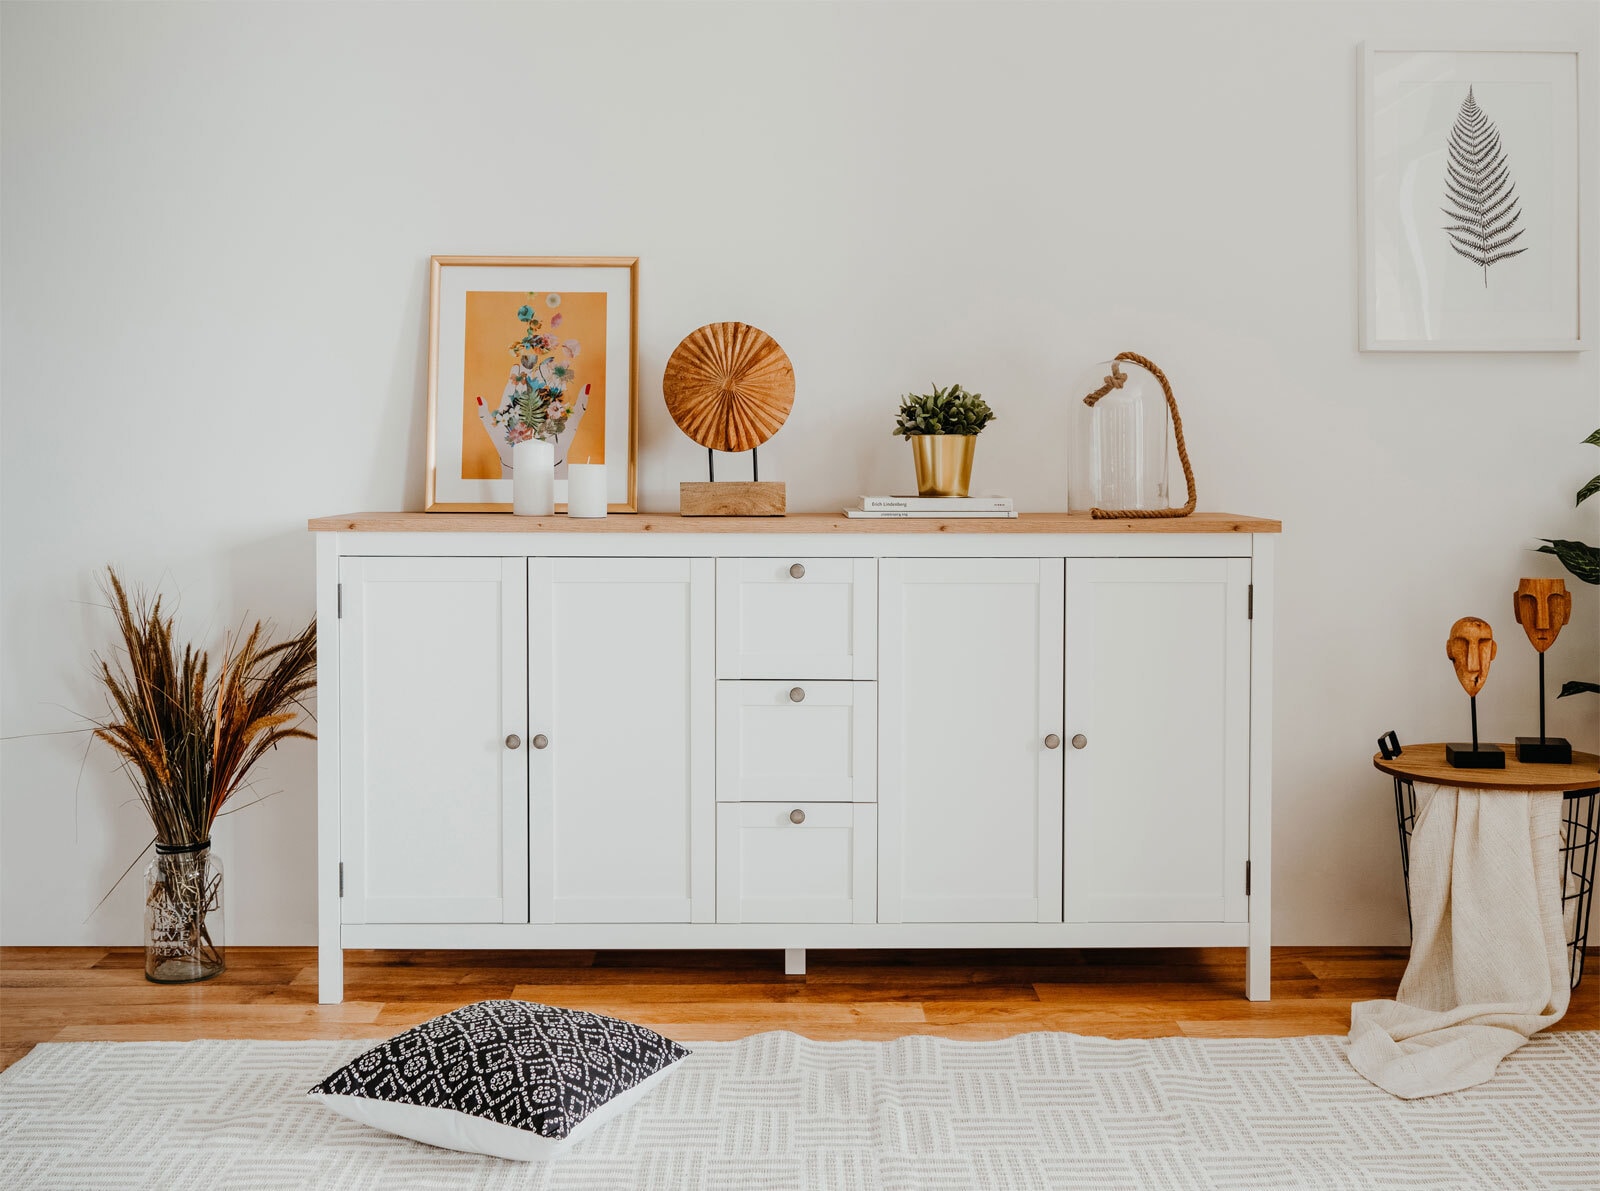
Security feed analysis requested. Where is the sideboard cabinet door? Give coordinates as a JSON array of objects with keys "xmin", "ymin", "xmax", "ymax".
[
  {"xmin": 528, "ymin": 557, "xmax": 715, "ymax": 923},
  {"xmin": 338, "ymin": 557, "xmax": 527, "ymax": 925},
  {"xmin": 879, "ymin": 559, "xmax": 1065, "ymax": 923},
  {"xmin": 1063, "ymin": 558, "xmax": 1251, "ymax": 924}
]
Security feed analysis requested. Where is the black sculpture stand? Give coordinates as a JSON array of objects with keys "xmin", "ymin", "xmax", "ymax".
[
  {"xmin": 1517, "ymin": 737, "xmax": 1573, "ymax": 764},
  {"xmin": 1517, "ymin": 654, "xmax": 1571, "ymax": 763},
  {"xmin": 1447, "ymin": 695, "xmax": 1505, "ymax": 769},
  {"xmin": 1447, "ymin": 742, "xmax": 1506, "ymax": 768}
]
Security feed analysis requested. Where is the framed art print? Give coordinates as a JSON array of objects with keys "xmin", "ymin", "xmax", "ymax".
[
  {"xmin": 426, "ymin": 256, "xmax": 638, "ymax": 511},
  {"xmin": 1359, "ymin": 45, "xmax": 1588, "ymax": 351}
]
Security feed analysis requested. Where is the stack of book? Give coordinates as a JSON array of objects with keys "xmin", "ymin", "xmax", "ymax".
[{"xmin": 845, "ymin": 495, "xmax": 1016, "ymax": 518}]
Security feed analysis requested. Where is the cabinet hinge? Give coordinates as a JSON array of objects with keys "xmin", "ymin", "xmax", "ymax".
[
  {"xmin": 1247, "ymin": 585, "xmax": 1254, "ymax": 620},
  {"xmin": 338, "ymin": 861, "xmax": 344, "ymax": 897},
  {"xmin": 337, "ymin": 584, "xmax": 343, "ymax": 618},
  {"xmin": 1245, "ymin": 860, "xmax": 1252, "ymax": 896}
]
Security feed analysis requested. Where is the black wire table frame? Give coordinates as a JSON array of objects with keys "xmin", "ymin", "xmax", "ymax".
[{"xmin": 1392, "ymin": 776, "xmax": 1598, "ymax": 990}]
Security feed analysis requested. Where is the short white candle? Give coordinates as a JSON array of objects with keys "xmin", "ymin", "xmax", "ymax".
[{"xmin": 566, "ymin": 462, "xmax": 608, "ymax": 518}]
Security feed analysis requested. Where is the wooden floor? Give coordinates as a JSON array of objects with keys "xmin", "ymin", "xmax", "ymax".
[{"xmin": 3, "ymin": 946, "xmax": 1596, "ymax": 1073}]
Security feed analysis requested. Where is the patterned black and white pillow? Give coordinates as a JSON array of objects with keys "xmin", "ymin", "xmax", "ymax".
[{"xmin": 307, "ymin": 1000, "xmax": 689, "ymax": 1161}]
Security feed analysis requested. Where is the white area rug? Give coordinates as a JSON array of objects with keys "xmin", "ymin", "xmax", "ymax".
[{"xmin": 1, "ymin": 1032, "xmax": 1596, "ymax": 1190}]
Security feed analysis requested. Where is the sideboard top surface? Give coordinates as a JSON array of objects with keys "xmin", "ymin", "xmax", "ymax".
[{"xmin": 308, "ymin": 511, "xmax": 1282, "ymax": 535}]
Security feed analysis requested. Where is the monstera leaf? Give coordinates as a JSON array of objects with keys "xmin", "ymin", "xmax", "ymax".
[{"xmin": 1441, "ymin": 87, "xmax": 1527, "ymax": 286}]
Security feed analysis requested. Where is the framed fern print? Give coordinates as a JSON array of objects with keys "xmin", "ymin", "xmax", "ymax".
[{"xmin": 1359, "ymin": 45, "xmax": 1588, "ymax": 351}]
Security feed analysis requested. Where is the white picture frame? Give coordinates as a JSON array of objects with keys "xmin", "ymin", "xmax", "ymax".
[{"xmin": 1358, "ymin": 43, "xmax": 1589, "ymax": 352}]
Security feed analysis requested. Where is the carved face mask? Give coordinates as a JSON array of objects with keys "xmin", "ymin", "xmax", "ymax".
[
  {"xmin": 1513, "ymin": 578, "xmax": 1571, "ymax": 654},
  {"xmin": 1446, "ymin": 617, "xmax": 1497, "ymax": 697}
]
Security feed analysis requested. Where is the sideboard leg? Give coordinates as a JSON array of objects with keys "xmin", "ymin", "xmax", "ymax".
[
  {"xmin": 784, "ymin": 947, "xmax": 806, "ymax": 976},
  {"xmin": 319, "ymin": 945, "xmax": 344, "ymax": 1005},
  {"xmin": 1246, "ymin": 934, "xmax": 1271, "ymax": 1001}
]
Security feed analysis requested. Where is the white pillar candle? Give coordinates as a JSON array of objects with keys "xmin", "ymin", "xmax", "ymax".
[
  {"xmin": 566, "ymin": 462, "xmax": 608, "ymax": 518},
  {"xmin": 511, "ymin": 439, "xmax": 555, "ymax": 516}
]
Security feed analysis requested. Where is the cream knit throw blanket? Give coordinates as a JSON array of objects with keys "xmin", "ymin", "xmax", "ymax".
[{"xmin": 1348, "ymin": 785, "xmax": 1570, "ymax": 1099}]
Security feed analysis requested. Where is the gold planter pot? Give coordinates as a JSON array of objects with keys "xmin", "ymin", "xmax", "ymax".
[{"xmin": 910, "ymin": 434, "xmax": 976, "ymax": 497}]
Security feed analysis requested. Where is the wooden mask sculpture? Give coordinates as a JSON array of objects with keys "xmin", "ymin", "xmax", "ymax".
[
  {"xmin": 1513, "ymin": 578, "xmax": 1571, "ymax": 653},
  {"xmin": 1512, "ymin": 578, "xmax": 1574, "ymax": 763},
  {"xmin": 1446, "ymin": 617, "xmax": 1496, "ymax": 696},
  {"xmin": 1445, "ymin": 617, "xmax": 1504, "ymax": 768}
]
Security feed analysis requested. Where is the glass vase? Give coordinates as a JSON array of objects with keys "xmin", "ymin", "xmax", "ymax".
[
  {"xmin": 144, "ymin": 842, "xmax": 225, "ymax": 983},
  {"xmin": 1070, "ymin": 358, "xmax": 1170, "ymax": 513}
]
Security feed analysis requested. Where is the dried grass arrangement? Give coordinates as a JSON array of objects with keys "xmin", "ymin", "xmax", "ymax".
[
  {"xmin": 94, "ymin": 568, "xmax": 317, "ymax": 847},
  {"xmin": 93, "ymin": 568, "xmax": 315, "ymax": 981}
]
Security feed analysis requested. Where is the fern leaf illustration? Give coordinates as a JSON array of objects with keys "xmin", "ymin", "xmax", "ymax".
[{"xmin": 1441, "ymin": 86, "xmax": 1527, "ymax": 287}]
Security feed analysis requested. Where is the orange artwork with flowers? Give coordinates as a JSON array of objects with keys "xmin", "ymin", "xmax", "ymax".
[{"xmin": 460, "ymin": 290, "xmax": 608, "ymax": 480}]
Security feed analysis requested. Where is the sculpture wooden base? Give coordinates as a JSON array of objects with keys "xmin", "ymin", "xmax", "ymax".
[
  {"xmin": 679, "ymin": 481, "xmax": 786, "ymax": 516},
  {"xmin": 1445, "ymin": 743, "xmax": 1505, "ymax": 769},
  {"xmin": 1516, "ymin": 736, "xmax": 1573, "ymax": 764}
]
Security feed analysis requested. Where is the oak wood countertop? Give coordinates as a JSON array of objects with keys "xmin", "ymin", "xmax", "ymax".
[{"xmin": 308, "ymin": 511, "xmax": 1282, "ymax": 534}]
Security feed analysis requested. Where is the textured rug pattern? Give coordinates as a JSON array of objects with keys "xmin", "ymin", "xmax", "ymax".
[{"xmin": 1, "ymin": 1031, "xmax": 1597, "ymax": 1189}]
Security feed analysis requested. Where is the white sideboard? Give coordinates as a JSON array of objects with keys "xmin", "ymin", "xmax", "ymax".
[{"xmin": 310, "ymin": 511, "xmax": 1279, "ymax": 1003}]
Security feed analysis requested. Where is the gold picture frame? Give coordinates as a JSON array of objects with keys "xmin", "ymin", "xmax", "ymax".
[{"xmin": 425, "ymin": 255, "xmax": 639, "ymax": 512}]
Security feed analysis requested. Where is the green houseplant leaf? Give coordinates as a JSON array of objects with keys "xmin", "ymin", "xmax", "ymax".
[
  {"xmin": 892, "ymin": 384, "xmax": 996, "ymax": 439},
  {"xmin": 1536, "ymin": 539, "xmax": 1600, "ymax": 586},
  {"xmin": 1540, "ymin": 429, "xmax": 1600, "ymax": 695}
]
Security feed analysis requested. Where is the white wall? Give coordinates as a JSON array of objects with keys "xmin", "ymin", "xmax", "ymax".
[{"xmin": 3, "ymin": 1, "xmax": 1596, "ymax": 947}]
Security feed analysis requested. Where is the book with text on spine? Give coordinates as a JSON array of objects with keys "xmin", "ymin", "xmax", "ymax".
[
  {"xmin": 856, "ymin": 495, "xmax": 1014, "ymax": 511},
  {"xmin": 843, "ymin": 509, "xmax": 1019, "ymax": 519}
]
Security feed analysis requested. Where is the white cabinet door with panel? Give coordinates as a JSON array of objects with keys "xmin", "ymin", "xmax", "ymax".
[
  {"xmin": 716, "ymin": 680, "xmax": 875, "ymax": 802},
  {"xmin": 716, "ymin": 557, "xmax": 876, "ymax": 679},
  {"xmin": 1063, "ymin": 558, "xmax": 1251, "ymax": 924},
  {"xmin": 878, "ymin": 558, "xmax": 1064, "ymax": 923},
  {"xmin": 528, "ymin": 557, "xmax": 714, "ymax": 924},
  {"xmin": 716, "ymin": 803, "xmax": 876, "ymax": 924},
  {"xmin": 338, "ymin": 557, "xmax": 527, "ymax": 925}
]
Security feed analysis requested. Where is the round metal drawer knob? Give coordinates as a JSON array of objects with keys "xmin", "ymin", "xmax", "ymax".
[
  {"xmin": 789, "ymin": 686, "xmax": 806, "ymax": 703},
  {"xmin": 532, "ymin": 734, "xmax": 550, "ymax": 750},
  {"xmin": 1044, "ymin": 734, "xmax": 1061, "ymax": 750},
  {"xmin": 1071, "ymin": 734, "xmax": 1088, "ymax": 750},
  {"xmin": 789, "ymin": 563, "xmax": 805, "ymax": 579},
  {"xmin": 789, "ymin": 808, "xmax": 806, "ymax": 824},
  {"xmin": 505, "ymin": 734, "xmax": 522, "ymax": 750}
]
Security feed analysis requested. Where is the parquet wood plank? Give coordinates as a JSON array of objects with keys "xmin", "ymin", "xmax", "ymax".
[{"xmin": 2, "ymin": 946, "xmax": 1594, "ymax": 1073}]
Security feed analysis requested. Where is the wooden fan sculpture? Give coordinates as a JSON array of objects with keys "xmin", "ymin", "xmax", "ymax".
[
  {"xmin": 1445, "ymin": 616, "xmax": 1504, "ymax": 769},
  {"xmin": 664, "ymin": 322, "xmax": 794, "ymax": 516},
  {"xmin": 1514, "ymin": 577, "xmax": 1573, "ymax": 763}
]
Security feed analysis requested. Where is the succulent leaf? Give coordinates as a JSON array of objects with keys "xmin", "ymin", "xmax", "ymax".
[{"xmin": 892, "ymin": 383, "xmax": 996, "ymax": 438}]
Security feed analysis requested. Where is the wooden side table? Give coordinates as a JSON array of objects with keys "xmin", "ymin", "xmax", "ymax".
[{"xmin": 1373, "ymin": 744, "xmax": 1598, "ymax": 989}]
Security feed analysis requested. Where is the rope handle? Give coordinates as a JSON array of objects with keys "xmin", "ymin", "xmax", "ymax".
[{"xmin": 1080, "ymin": 351, "xmax": 1197, "ymax": 520}]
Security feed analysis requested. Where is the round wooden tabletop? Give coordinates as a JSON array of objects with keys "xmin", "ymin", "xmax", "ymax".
[{"xmin": 1373, "ymin": 743, "xmax": 1600, "ymax": 792}]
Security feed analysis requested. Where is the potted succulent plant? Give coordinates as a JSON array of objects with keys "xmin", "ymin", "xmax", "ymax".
[{"xmin": 892, "ymin": 383, "xmax": 996, "ymax": 497}]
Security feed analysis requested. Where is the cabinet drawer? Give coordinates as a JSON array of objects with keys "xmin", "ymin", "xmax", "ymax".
[
  {"xmin": 716, "ymin": 803, "xmax": 877, "ymax": 923},
  {"xmin": 717, "ymin": 681, "xmax": 875, "ymax": 803},
  {"xmin": 716, "ymin": 558, "xmax": 876, "ymax": 679}
]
